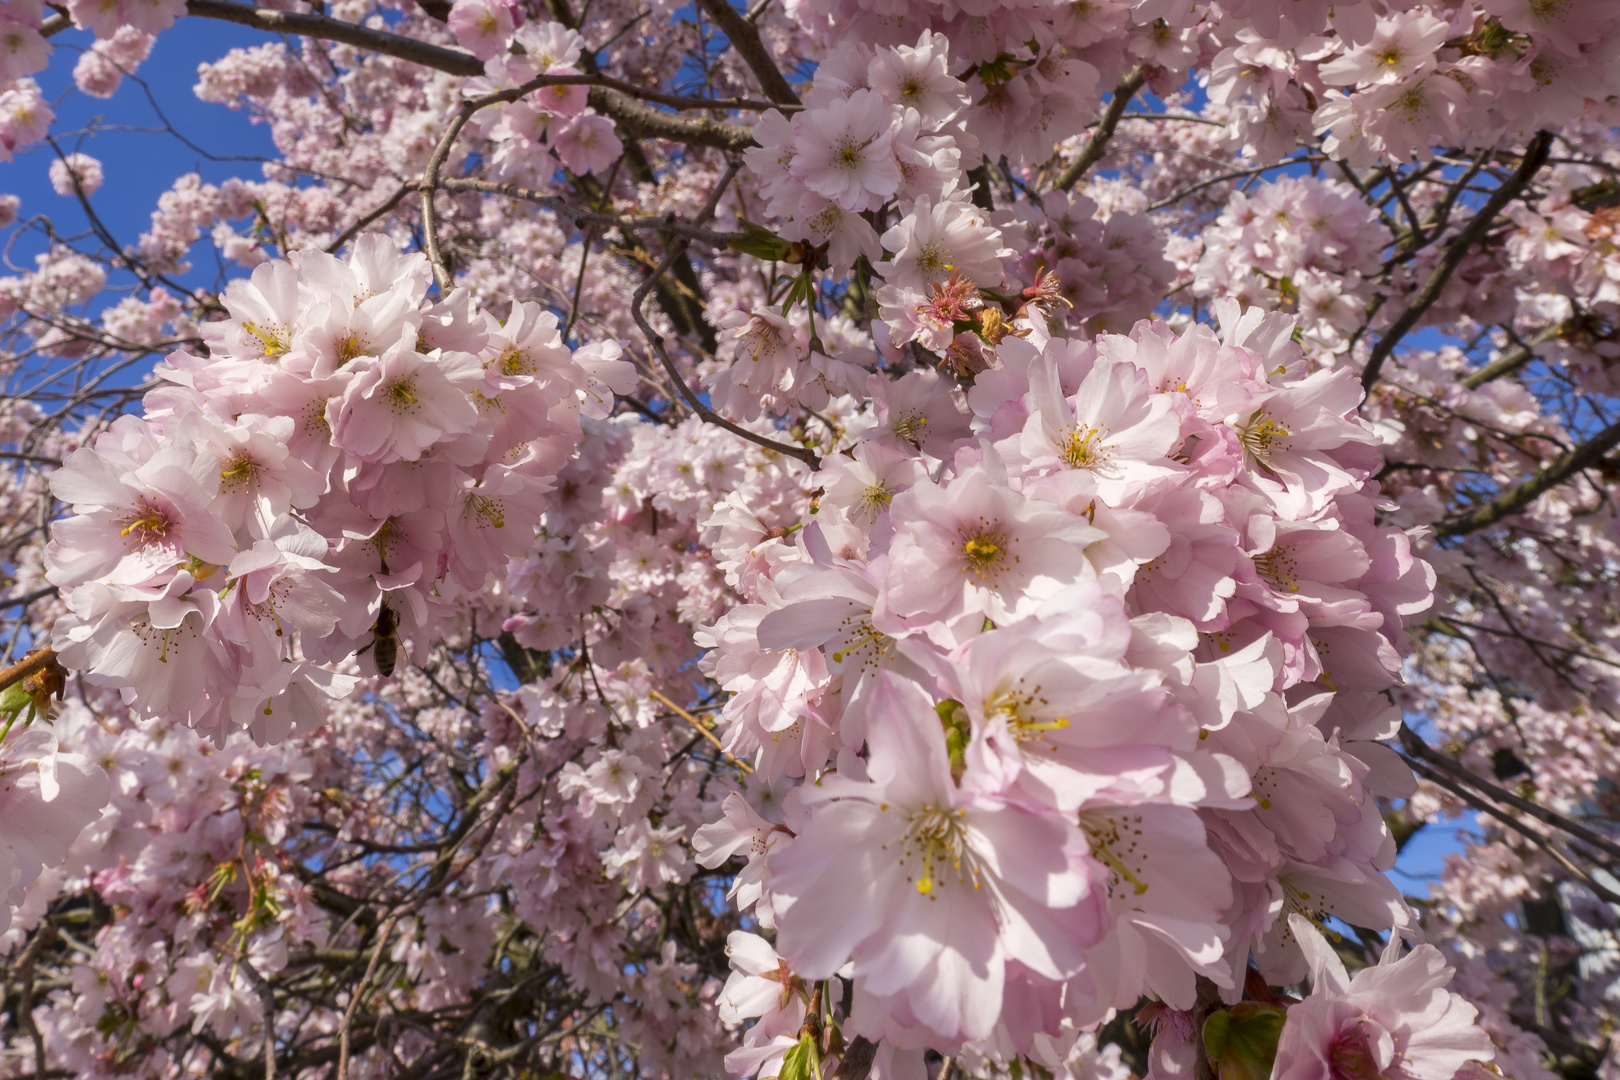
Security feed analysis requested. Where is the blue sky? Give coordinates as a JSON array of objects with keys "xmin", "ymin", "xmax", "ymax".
[{"xmin": 7, "ymin": 18, "xmax": 277, "ymax": 294}]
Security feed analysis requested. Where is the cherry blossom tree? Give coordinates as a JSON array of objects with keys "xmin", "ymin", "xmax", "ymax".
[{"xmin": 0, "ymin": 0, "xmax": 1618, "ymax": 1078}]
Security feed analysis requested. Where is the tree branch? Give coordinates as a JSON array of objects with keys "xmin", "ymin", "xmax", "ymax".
[
  {"xmin": 180, "ymin": 1, "xmax": 758, "ymax": 150},
  {"xmin": 692, "ymin": 0, "xmax": 801, "ymax": 107},
  {"xmin": 437, "ymin": 177, "xmax": 743, "ymax": 245},
  {"xmin": 0, "ymin": 648, "xmax": 61, "ymax": 695},
  {"xmin": 586, "ymin": 87, "xmax": 756, "ymax": 152},
  {"xmin": 1434, "ymin": 415, "xmax": 1620, "ymax": 537},
  {"xmin": 1361, "ymin": 132, "xmax": 1554, "ymax": 392},
  {"xmin": 625, "ymin": 169, "xmax": 821, "ymax": 469},
  {"xmin": 1461, "ymin": 321, "xmax": 1568, "ymax": 390},
  {"xmin": 1401, "ymin": 751, "xmax": 1620, "ymax": 907},
  {"xmin": 1398, "ymin": 724, "xmax": 1620, "ymax": 864},
  {"xmin": 337, "ymin": 915, "xmax": 399, "ymax": 1080},
  {"xmin": 1053, "ymin": 69, "xmax": 1145, "ymax": 192},
  {"xmin": 325, "ymin": 183, "xmax": 414, "ymax": 254},
  {"xmin": 184, "ymin": 0, "xmax": 484, "ymax": 76}
]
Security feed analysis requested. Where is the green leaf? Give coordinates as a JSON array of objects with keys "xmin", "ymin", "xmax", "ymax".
[
  {"xmin": 1202, "ymin": 1009, "xmax": 1231, "ymax": 1062},
  {"xmin": 777, "ymin": 1033, "xmax": 820, "ymax": 1080},
  {"xmin": 935, "ymin": 699, "xmax": 971, "ymax": 782},
  {"xmin": 779, "ymin": 271, "xmax": 816, "ymax": 315},
  {"xmin": 1204, "ymin": 1003, "xmax": 1288, "ymax": 1080},
  {"xmin": 975, "ymin": 52, "xmax": 1020, "ymax": 85},
  {"xmin": 730, "ymin": 221, "xmax": 796, "ymax": 262}
]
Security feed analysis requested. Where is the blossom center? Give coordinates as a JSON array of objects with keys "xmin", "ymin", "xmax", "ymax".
[
  {"xmin": 1253, "ymin": 546, "xmax": 1300, "ymax": 593},
  {"xmin": 386, "ymin": 376, "xmax": 421, "ymax": 414},
  {"xmin": 1390, "ymin": 84, "xmax": 1429, "ymax": 122},
  {"xmin": 829, "ymin": 612, "xmax": 893, "ymax": 673},
  {"xmin": 1060, "ymin": 425, "xmax": 1111, "ymax": 470},
  {"xmin": 219, "ymin": 453, "xmax": 260, "ymax": 494},
  {"xmin": 859, "ymin": 481, "xmax": 893, "ymax": 516},
  {"xmin": 117, "ymin": 500, "xmax": 176, "ymax": 547},
  {"xmin": 958, "ymin": 527, "xmax": 1009, "ymax": 581},
  {"xmin": 1328, "ymin": 1021, "xmax": 1390, "ymax": 1080},
  {"xmin": 241, "ymin": 320, "xmax": 290, "ymax": 357},
  {"xmin": 987, "ymin": 688, "xmax": 1069, "ymax": 745},
  {"xmin": 468, "ymin": 493, "xmax": 506, "ymax": 529},
  {"xmin": 808, "ymin": 202, "xmax": 844, "ymax": 235},
  {"xmin": 337, "ymin": 332, "xmax": 369, "ymax": 365},
  {"xmin": 915, "ymin": 242, "xmax": 951, "ymax": 278},
  {"xmin": 303, "ymin": 398, "xmax": 332, "ymax": 438},
  {"xmin": 498, "ymin": 346, "xmax": 535, "ymax": 376},
  {"xmin": 834, "ymin": 137, "xmax": 865, "ymax": 171},
  {"xmin": 900, "ymin": 805, "xmax": 975, "ymax": 896},
  {"xmin": 741, "ymin": 318, "xmax": 787, "ymax": 362},
  {"xmin": 1239, "ymin": 410, "xmax": 1291, "ymax": 464},
  {"xmin": 891, "ymin": 410, "xmax": 929, "ymax": 444},
  {"xmin": 1081, "ymin": 810, "xmax": 1149, "ymax": 897}
]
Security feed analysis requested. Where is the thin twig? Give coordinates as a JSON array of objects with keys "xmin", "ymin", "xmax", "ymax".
[
  {"xmin": 630, "ymin": 246, "xmax": 819, "ymax": 468},
  {"xmin": 178, "ymin": 1, "xmax": 758, "ymax": 149},
  {"xmin": 437, "ymin": 178, "xmax": 744, "ymax": 245},
  {"xmin": 327, "ymin": 184, "xmax": 414, "ymax": 254},
  {"xmin": 1402, "ymin": 752, "xmax": 1620, "ymax": 906},
  {"xmin": 649, "ymin": 689, "xmax": 752, "ymax": 772},
  {"xmin": 337, "ymin": 914, "xmax": 400, "ymax": 1080}
]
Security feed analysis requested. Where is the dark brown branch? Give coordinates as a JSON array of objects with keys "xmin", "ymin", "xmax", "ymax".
[
  {"xmin": 626, "ymin": 170, "xmax": 820, "ymax": 469},
  {"xmin": 545, "ymin": 73, "xmax": 783, "ymax": 111},
  {"xmin": 338, "ymin": 915, "xmax": 399, "ymax": 1080},
  {"xmin": 1461, "ymin": 321, "xmax": 1568, "ymax": 390},
  {"xmin": 1361, "ymin": 132, "xmax": 1554, "ymax": 392},
  {"xmin": 586, "ymin": 87, "xmax": 757, "ymax": 151},
  {"xmin": 1434, "ymin": 416, "xmax": 1620, "ymax": 537},
  {"xmin": 632, "ymin": 256, "xmax": 819, "ymax": 468},
  {"xmin": 1053, "ymin": 69, "xmax": 1145, "ymax": 192},
  {"xmin": 0, "ymin": 648, "xmax": 60, "ymax": 695},
  {"xmin": 14, "ymin": 920, "xmax": 56, "ymax": 1080},
  {"xmin": 693, "ymin": 0, "xmax": 801, "ymax": 106},
  {"xmin": 185, "ymin": 0, "xmax": 484, "ymax": 76},
  {"xmin": 0, "ymin": 451, "xmax": 64, "ymax": 466},
  {"xmin": 180, "ymin": 2, "xmax": 758, "ymax": 149},
  {"xmin": 437, "ymin": 177, "xmax": 743, "ymax": 246},
  {"xmin": 326, "ymin": 183, "xmax": 414, "ymax": 254},
  {"xmin": 1401, "ymin": 751, "xmax": 1620, "ymax": 907},
  {"xmin": 1398, "ymin": 724, "xmax": 1620, "ymax": 864},
  {"xmin": 0, "ymin": 585, "xmax": 58, "ymax": 610}
]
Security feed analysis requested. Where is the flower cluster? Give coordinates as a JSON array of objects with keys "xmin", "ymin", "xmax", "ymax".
[
  {"xmin": 1007, "ymin": 191, "xmax": 1176, "ymax": 334},
  {"xmin": 44, "ymin": 236, "xmax": 632, "ymax": 745},
  {"xmin": 745, "ymin": 32, "xmax": 978, "ymax": 278},
  {"xmin": 467, "ymin": 20, "xmax": 625, "ymax": 181},
  {"xmin": 1195, "ymin": 176, "xmax": 1391, "ymax": 359},
  {"xmin": 6, "ymin": 0, "xmax": 1620, "ymax": 1071},
  {"xmin": 697, "ymin": 292, "xmax": 1438, "ymax": 1066}
]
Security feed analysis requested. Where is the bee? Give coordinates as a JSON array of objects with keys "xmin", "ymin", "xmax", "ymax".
[{"xmin": 367, "ymin": 603, "xmax": 399, "ymax": 677}]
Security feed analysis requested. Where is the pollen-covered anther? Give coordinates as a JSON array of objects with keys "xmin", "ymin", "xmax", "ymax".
[{"xmin": 901, "ymin": 805, "xmax": 978, "ymax": 897}]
